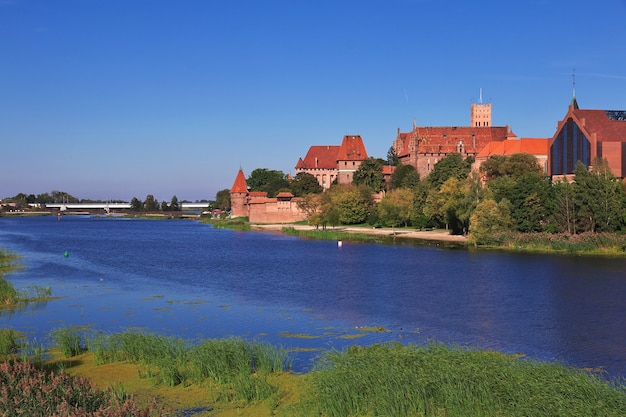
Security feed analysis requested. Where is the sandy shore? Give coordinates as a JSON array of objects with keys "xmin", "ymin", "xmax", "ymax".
[{"xmin": 251, "ymin": 223, "xmax": 468, "ymax": 243}]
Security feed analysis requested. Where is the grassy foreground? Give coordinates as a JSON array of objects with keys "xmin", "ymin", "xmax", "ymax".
[{"xmin": 1, "ymin": 329, "xmax": 625, "ymax": 417}]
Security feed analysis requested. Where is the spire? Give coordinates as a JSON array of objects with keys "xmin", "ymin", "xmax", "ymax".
[
  {"xmin": 571, "ymin": 69, "xmax": 579, "ymax": 109},
  {"xmin": 230, "ymin": 168, "xmax": 248, "ymax": 193}
]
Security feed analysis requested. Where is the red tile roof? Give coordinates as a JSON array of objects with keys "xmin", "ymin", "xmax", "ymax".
[
  {"xmin": 571, "ymin": 109, "xmax": 626, "ymax": 142},
  {"xmin": 476, "ymin": 138, "xmax": 548, "ymax": 158},
  {"xmin": 230, "ymin": 169, "xmax": 248, "ymax": 193},
  {"xmin": 296, "ymin": 145, "xmax": 341, "ymax": 169},
  {"xmin": 337, "ymin": 135, "xmax": 368, "ymax": 161},
  {"xmin": 397, "ymin": 126, "xmax": 514, "ymax": 156}
]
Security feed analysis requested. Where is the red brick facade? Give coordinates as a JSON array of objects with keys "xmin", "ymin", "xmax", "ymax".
[
  {"xmin": 229, "ymin": 169, "xmax": 307, "ymax": 223},
  {"xmin": 548, "ymin": 104, "xmax": 626, "ymax": 178},
  {"xmin": 295, "ymin": 135, "xmax": 368, "ymax": 189},
  {"xmin": 393, "ymin": 104, "xmax": 516, "ymax": 179}
]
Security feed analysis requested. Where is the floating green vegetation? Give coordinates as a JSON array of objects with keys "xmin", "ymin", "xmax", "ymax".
[
  {"xmin": 278, "ymin": 332, "xmax": 321, "ymax": 339},
  {"xmin": 218, "ymin": 305, "xmax": 231, "ymax": 309},
  {"xmin": 337, "ymin": 333, "xmax": 367, "ymax": 340},
  {"xmin": 0, "ymin": 250, "xmax": 54, "ymax": 311},
  {"xmin": 140, "ymin": 295, "xmax": 165, "ymax": 301},
  {"xmin": 283, "ymin": 347, "xmax": 321, "ymax": 353},
  {"xmin": 354, "ymin": 325, "xmax": 389, "ymax": 333},
  {"xmin": 153, "ymin": 307, "xmax": 173, "ymax": 311}
]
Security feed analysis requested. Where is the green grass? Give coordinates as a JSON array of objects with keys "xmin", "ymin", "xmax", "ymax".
[
  {"xmin": 201, "ymin": 216, "xmax": 251, "ymax": 230},
  {"xmin": 478, "ymin": 231, "xmax": 626, "ymax": 257},
  {"xmin": 0, "ymin": 249, "xmax": 20, "ymax": 305},
  {"xmin": 86, "ymin": 331, "xmax": 289, "ymax": 402},
  {"xmin": 0, "ymin": 329, "xmax": 19, "ymax": 355},
  {"xmin": 5, "ymin": 330, "xmax": 626, "ymax": 416},
  {"xmin": 51, "ymin": 326, "xmax": 86, "ymax": 358},
  {"xmin": 289, "ymin": 342, "xmax": 626, "ymax": 417},
  {"xmin": 280, "ymin": 226, "xmax": 395, "ymax": 245}
]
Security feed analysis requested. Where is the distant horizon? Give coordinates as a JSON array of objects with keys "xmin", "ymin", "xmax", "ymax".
[{"xmin": 3, "ymin": 0, "xmax": 625, "ymax": 201}]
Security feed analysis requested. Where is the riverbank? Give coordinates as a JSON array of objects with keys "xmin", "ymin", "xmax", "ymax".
[
  {"xmin": 249, "ymin": 223, "xmax": 626, "ymax": 257},
  {"xmin": 251, "ymin": 223, "xmax": 468, "ymax": 243}
]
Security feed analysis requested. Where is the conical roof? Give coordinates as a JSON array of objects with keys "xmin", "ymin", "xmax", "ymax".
[{"xmin": 230, "ymin": 169, "xmax": 248, "ymax": 193}]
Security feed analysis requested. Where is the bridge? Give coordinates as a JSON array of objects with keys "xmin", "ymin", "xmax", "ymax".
[{"xmin": 33, "ymin": 202, "xmax": 211, "ymax": 212}]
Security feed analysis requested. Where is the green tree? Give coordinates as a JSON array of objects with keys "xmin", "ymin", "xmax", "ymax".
[
  {"xmin": 324, "ymin": 184, "xmax": 372, "ymax": 225},
  {"xmin": 390, "ymin": 164, "xmax": 420, "ymax": 190},
  {"xmin": 480, "ymin": 153, "xmax": 542, "ymax": 180},
  {"xmin": 424, "ymin": 177, "xmax": 461, "ymax": 231},
  {"xmin": 479, "ymin": 154, "xmax": 508, "ymax": 180},
  {"xmin": 468, "ymin": 198, "xmax": 513, "ymax": 245},
  {"xmin": 247, "ymin": 168, "xmax": 290, "ymax": 198},
  {"xmin": 502, "ymin": 153, "xmax": 544, "ymax": 179},
  {"xmin": 352, "ymin": 158, "xmax": 385, "ymax": 192},
  {"xmin": 508, "ymin": 172, "xmax": 553, "ymax": 232},
  {"xmin": 410, "ymin": 180, "xmax": 431, "ymax": 229},
  {"xmin": 214, "ymin": 189, "xmax": 231, "ymax": 211},
  {"xmin": 161, "ymin": 200, "xmax": 170, "ymax": 211},
  {"xmin": 378, "ymin": 188, "xmax": 414, "ymax": 227},
  {"xmin": 169, "ymin": 195, "xmax": 180, "ymax": 211},
  {"xmin": 290, "ymin": 172, "xmax": 323, "ymax": 197},
  {"xmin": 143, "ymin": 195, "xmax": 160, "ymax": 212},
  {"xmin": 297, "ymin": 193, "xmax": 324, "ymax": 228},
  {"xmin": 427, "ymin": 153, "xmax": 472, "ymax": 189},
  {"xmin": 130, "ymin": 197, "xmax": 143, "ymax": 211},
  {"xmin": 573, "ymin": 159, "xmax": 625, "ymax": 232},
  {"xmin": 387, "ymin": 146, "xmax": 400, "ymax": 166},
  {"xmin": 552, "ymin": 180, "xmax": 578, "ymax": 234},
  {"xmin": 454, "ymin": 171, "xmax": 489, "ymax": 235},
  {"xmin": 51, "ymin": 190, "xmax": 79, "ymax": 203}
]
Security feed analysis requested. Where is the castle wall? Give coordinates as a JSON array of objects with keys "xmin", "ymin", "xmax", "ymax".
[{"xmin": 248, "ymin": 199, "xmax": 307, "ymax": 223}]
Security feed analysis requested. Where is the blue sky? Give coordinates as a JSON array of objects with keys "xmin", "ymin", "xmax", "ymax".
[{"xmin": 2, "ymin": 0, "xmax": 626, "ymax": 202}]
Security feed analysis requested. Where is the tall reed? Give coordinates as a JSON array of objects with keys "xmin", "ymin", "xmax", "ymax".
[
  {"xmin": 295, "ymin": 342, "xmax": 626, "ymax": 417},
  {"xmin": 0, "ymin": 329, "xmax": 18, "ymax": 355},
  {"xmin": 85, "ymin": 331, "xmax": 289, "ymax": 402},
  {"xmin": 51, "ymin": 326, "xmax": 85, "ymax": 358}
]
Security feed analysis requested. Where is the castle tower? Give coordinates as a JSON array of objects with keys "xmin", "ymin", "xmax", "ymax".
[
  {"xmin": 336, "ymin": 135, "xmax": 368, "ymax": 184},
  {"xmin": 470, "ymin": 89, "xmax": 492, "ymax": 127},
  {"xmin": 230, "ymin": 168, "xmax": 249, "ymax": 218}
]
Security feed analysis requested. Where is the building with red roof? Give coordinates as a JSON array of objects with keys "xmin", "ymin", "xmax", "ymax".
[
  {"xmin": 295, "ymin": 135, "xmax": 368, "ymax": 189},
  {"xmin": 393, "ymin": 101, "xmax": 516, "ymax": 179},
  {"xmin": 548, "ymin": 100, "xmax": 626, "ymax": 179},
  {"xmin": 473, "ymin": 138, "xmax": 549, "ymax": 174},
  {"xmin": 229, "ymin": 169, "xmax": 307, "ymax": 223}
]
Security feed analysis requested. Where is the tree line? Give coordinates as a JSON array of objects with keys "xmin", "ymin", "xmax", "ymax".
[
  {"xmin": 214, "ymin": 152, "xmax": 626, "ymax": 244},
  {"xmin": 2, "ymin": 192, "xmax": 199, "ymax": 213}
]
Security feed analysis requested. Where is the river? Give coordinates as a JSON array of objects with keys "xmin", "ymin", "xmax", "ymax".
[{"xmin": 0, "ymin": 215, "xmax": 624, "ymax": 377}]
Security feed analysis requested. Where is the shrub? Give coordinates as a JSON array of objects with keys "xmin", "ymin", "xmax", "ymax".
[{"xmin": 0, "ymin": 360, "xmax": 166, "ymax": 416}]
